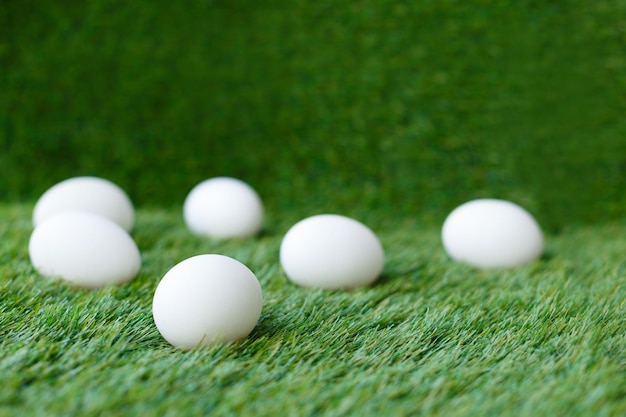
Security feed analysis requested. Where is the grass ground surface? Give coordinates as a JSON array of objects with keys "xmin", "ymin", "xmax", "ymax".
[
  {"xmin": 0, "ymin": 203, "xmax": 624, "ymax": 416},
  {"xmin": 2, "ymin": 1, "xmax": 626, "ymax": 414}
]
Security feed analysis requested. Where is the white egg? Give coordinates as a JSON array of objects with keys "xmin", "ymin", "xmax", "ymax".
[
  {"xmin": 279, "ymin": 214, "xmax": 384, "ymax": 289},
  {"xmin": 152, "ymin": 254, "xmax": 263, "ymax": 349},
  {"xmin": 441, "ymin": 199, "xmax": 544, "ymax": 269},
  {"xmin": 183, "ymin": 177, "xmax": 264, "ymax": 239},
  {"xmin": 33, "ymin": 176, "xmax": 135, "ymax": 232},
  {"xmin": 29, "ymin": 211, "xmax": 141, "ymax": 288}
]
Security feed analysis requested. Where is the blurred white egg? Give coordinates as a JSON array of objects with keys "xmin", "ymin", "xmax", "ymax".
[
  {"xmin": 441, "ymin": 198, "xmax": 544, "ymax": 269},
  {"xmin": 33, "ymin": 176, "xmax": 135, "ymax": 232},
  {"xmin": 183, "ymin": 177, "xmax": 264, "ymax": 239}
]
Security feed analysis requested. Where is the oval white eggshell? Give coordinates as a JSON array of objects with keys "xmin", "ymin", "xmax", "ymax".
[
  {"xmin": 441, "ymin": 199, "xmax": 544, "ymax": 269},
  {"xmin": 29, "ymin": 211, "xmax": 141, "ymax": 288},
  {"xmin": 183, "ymin": 177, "xmax": 264, "ymax": 239},
  {"xmin": 152, "ymin": 254, "xmax": 263, "ymax": 349},
  {"xmin": 33, "ymin": 176, "xmax": 135, "ymax": 232},
  {"xmin": 279, "ymin": 214, "xmax": 385, "ymax": 289}
]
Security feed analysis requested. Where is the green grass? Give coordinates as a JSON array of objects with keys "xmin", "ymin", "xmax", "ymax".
[
  {"xmin": 1, "ymin": 203, "xmax": 625, "ymax": 416},
  {"xmin": 2, "ymin": 0, "xmax": 626, "ymax": 229},
  {"xmin": 2, "ymin": 2, "xmax": 625, "ymax": 414}
]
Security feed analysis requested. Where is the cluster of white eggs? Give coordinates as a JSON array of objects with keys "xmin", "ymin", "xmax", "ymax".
[
  {"xmin": 28, "ymin": 176, "xmax": 544, "ymax": 350},
  {"xmin": 30, "ymin": 177, "xmax": 140, "ymax": 288}
]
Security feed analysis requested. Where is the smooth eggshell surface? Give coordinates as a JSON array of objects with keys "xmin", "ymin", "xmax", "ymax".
[
  {"xmin": 441, "ymin": 199, "xmax": 544, "ymax": 269},
  {"xmin": 183, "ymin": 177, "xmax": 264, "ymax": 239},
  {"xmin": 33, "ymin": 176, "xmax": 135, "ymax": 232},
  {"xmin": 152, "ymin": 254, "xmax": 263, "ymax": 349},
  {"xmin": 29, "ymin": 211, "xmax": 141, "ymax": 288},
  {"xmin": 279, "ymin": 214, "xmax": 384, "ymax": 289}
]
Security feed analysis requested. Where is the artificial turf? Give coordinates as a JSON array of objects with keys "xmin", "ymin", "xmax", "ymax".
[
  {"xmin": 0, "ymin": 203, "xmax": 624, "ymax": 416},
  {"xmin": 2, "ymin": 1, "xmax": 626, "ymax": 415}
]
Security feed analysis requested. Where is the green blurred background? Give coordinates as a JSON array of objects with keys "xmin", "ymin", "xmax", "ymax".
[{"xmin": 2, "ymin": 0, "xmax": 625, "ymax": 230}]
